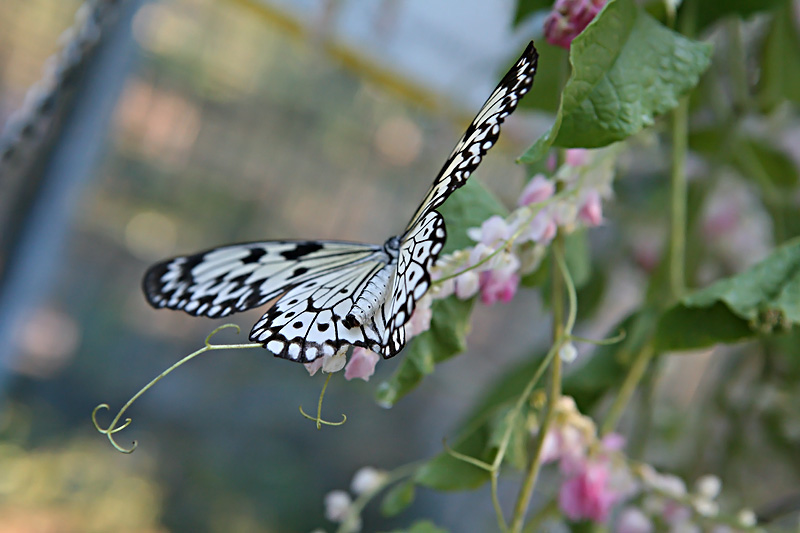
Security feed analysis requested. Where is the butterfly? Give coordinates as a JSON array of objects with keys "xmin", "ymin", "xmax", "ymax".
[{"xmin": 143, "ymin": 42, "xmax": 538, "ymax": 363}]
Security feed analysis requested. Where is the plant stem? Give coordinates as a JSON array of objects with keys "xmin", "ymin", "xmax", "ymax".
[
  {"xmin": 601, "ymin": 342, "xmax": 654, "ymax": 435},
  {"xmin": 669, "ymin": 96, "xmax": 689, "ymax": 301},
  {"xmin": 509, "ymin": 235, "xmax": 566, "ymax": 533}
]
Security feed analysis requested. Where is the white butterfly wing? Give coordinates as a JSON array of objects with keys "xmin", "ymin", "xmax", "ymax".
[
  {"xmin": 380, "ymin": 210, "xmax": 446, "ymax": 357},
  {"xmin": 249, "ymin": 258, "xmax": 389, "ymax": 361}
]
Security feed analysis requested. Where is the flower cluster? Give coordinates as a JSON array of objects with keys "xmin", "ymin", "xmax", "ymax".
[
  {"xmin": 430, "ymin": 147, "xmax": 617, "ymax": 307},
  {"xmin": 304, "ymin": 148, "xmax": 618, "ymax": 380},
  {"xmin": 544, "ymin": 0, "xmax": 609, "ymax": 49},
  {"xmin": 535, "ymin": 396, "xmax": 758, "ymax": 532}
]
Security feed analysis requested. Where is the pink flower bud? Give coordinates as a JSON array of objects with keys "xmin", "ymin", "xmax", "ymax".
[
  {"xmin": 480, "ymin": 270, "xmax": 519, "ymax": 305},
  {"xmin": 545, "ymin": 0, "xmax": 608, "ymax": 49},
  {"xmin": 518, "ymin": 174, "xmax": 555, "ymax": 206},
  {"xmin": 344, "ymin": 347, "xmax": 379, "ymax": 381},
  {"xmin": 578, "ymin": 190, "xmax": 603, "ymax": 226}
]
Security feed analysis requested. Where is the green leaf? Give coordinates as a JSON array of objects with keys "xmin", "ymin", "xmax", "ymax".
[
  {"xmin": 375, "ymin": 297, "xmax": 475, "ymax": 407},
  {"xmin": 513, "ymin": 0, "xmax": 553, "ymax": 26},
  {"xmin": 438, "ymin": 178, "xmax": 507, "ymax": 254},
  {"xmin": 380, "ymin": 520, "xmax": 449, "ymax": 533},
  {"xmin": 683, "ymin": 0, "xmax": 790, "ymax": 33},
  {"xmin": 487, "ymin": 404, "xmax": 530, "ymax": 470},
  {"xmin": 414, "ymin": 424, "xmax": 492, "ymax": 490},
  {"xmin": 380, "ymin": 480, "xmax": 416, "ymax": 517},
  {"xmin": 655, "ymin": 238, "xmax": 800, "ymax": 351},
  {"xmin": 518, "ymin": 39, "xmax": 569, "ymax": 114},
  {"xmin": 732, "ymin": 137, "xmax": 800, "ymax": 190},
  {"xmin": 758, "ymin": 3, "xmax": 800, "ymax": 110},
  {"xmin": 519, "ymin": 0, "xmax": 712, "ymax": 163}
]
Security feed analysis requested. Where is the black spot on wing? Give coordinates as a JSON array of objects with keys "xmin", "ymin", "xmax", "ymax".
[
  {"xmin": 241, "ymin": 248, "xmax": 267, "ymax": 264},
  {"xmin": 281, "ymin": 242, "xmax": 323, "ymax": 260}
]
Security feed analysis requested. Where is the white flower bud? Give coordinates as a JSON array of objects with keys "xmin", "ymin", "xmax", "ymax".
[
  {"xmin": 737, "ymin": 509, "xmax": 757, "ymax": 527},
  {"xmin": 350, "ymin": 466, "xmax": 387, "ymax": 495},
  {"xmin": 692, "ymin": 497, "xmax": 718, "ymax": 517},
  {"xmin": 323, "ymin": 490, "xmax": 352, "ymax": 523},
  {"xmin": 559, "ymin": 342, "xmax": 578, "ymax": 363},
  {"xmin": 694, "ymin": 474, "xmax": 721, "ymax": 500}
]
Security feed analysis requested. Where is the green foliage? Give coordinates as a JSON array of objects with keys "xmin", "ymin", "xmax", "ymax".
[
  {"xmin": 757, "ymin": 1, "xmax": 800, "ymax": 110},
  {"xmin": 380, "ymin": 480, "xmax": 416, "ymax": 517},
  {"xmin": 520, "ymin": 0, "xmax": 712, "ymax": 162},
  {"xmin": 512, "ymin": 0, "xmax": 554, "ymax": 27},
  {"xmin": 656, "ymin": 238, "xmax": 800, "ymax": 351},
  {"xmin": 438, "ymin": 178, "xmax": 508, "ymax": 254}
]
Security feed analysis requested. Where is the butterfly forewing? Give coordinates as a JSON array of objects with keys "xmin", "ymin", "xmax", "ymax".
[
  {"xmin": 143, "ymin": 241, "xmax": 385, "ymax": 319},
  {"xmin": 380, "ymin": 210, "xmax": 446, "ymax": 357},
  {"xmin": 405, "ymin": 42, "xmax": 538, "ymax": 231}
]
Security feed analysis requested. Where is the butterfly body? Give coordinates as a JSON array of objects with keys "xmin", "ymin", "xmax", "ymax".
[{"xmin": 143, "ymin": 43, "xmax": 538, "ymax": 363}]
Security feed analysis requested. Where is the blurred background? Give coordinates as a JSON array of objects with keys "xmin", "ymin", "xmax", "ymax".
[
  {"xmin": 3, "ymin": 1, "xmax": 800, "ymax": 532},
  {"xmin": 0, "ymin": 0, "xmax": 550, "ymax": 531}
]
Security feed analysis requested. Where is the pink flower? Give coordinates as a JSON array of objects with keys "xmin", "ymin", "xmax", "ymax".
[
  {"xmin": 479, "ymin": 270, "xmax": 520, "ymax": 304},
  {"xmin": 518, "ymin": 174, "xmax": 555, "ymax": 206},
  {"xmin": 578, "ymin": 190, "xmax": 603, "ymax": 226},
  {"xmin": 565, "ymin": 148, "xmax": 589, "ymax": 167},
  {"xmin": 468, "ymin": 215, "xmax": 513, "ymax": 247},
  {"xmin": 454, "ymin": 270, "xmax": 480, "ymax": 299},
  {"xmin": 478, "ymin": 256, "xmax": 521, "ymax": 305},
  {"xmin": 559, "ymin": 460, "xmax": 620, "ymax": 523},
  {"xmin": 601, "ymin": 432, "xmax": 626, "ymax": 452},
  {"xmin": 523, "ymin": 211, "xmax": 557, "ymax": 244},
  {"xmin": 344, "ymin": 347, "xmax": 379, "ymax": 381},
  {"xmin": 544, "ymin": 0, "xmax": 608, "ymax": 49}
]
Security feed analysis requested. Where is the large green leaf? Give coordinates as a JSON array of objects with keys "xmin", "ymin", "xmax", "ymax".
[
  {"xmin": 656, "ymin": 238, "xmax": 800, "ymax": 351},
  {"xmin": 375, "ymin": 297, "xmax": 475, "ymax": 407},
  {"xmin": 757, "ymin": 2, "xmax": 800, "ymax": 110},
  {"xmin": 519, "ymin": 0, "xmax": 712, "ymax": 163}
]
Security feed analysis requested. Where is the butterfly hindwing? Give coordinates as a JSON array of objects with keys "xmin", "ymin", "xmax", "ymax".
[{"xmin": 249, "ymin": 259, "xmax": 387, "ymax": 362}]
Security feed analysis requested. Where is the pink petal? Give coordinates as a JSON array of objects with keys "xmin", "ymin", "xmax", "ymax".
[
  {"xmin": 565, "ymin": 148, "xmax": 589, "ymax": 167},
  {"xmin": 518, "ymin": 174, "xmax": 555, "ymax": 206},
  {"xmin": 559, "ymin": 461, "xmax": 619, "ymax": 523},
  {"xmin": 578, "ymin": 190, "xmax": 603, "ymax": 226},
  {"xmin": 344, "ymin": 348, "xmax": 379, "ymax": 381}
]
